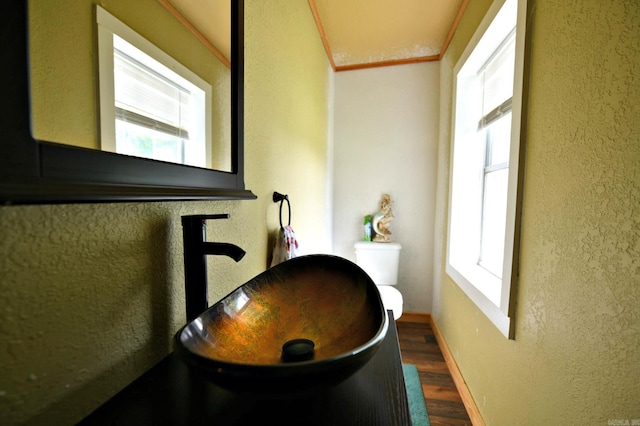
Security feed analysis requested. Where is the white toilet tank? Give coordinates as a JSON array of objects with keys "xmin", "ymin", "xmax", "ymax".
[{"xmin": 354, "ymin": 242, "xmax": 402, "ymax": 285}]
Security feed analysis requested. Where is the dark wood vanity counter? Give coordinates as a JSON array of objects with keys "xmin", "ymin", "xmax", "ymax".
[{"xmin": 79, "ymin": 313, "xmax": 410, "ymax": 426}]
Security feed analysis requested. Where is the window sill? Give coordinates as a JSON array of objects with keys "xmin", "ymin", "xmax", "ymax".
[{"xmin": 445, "ymin": 262, "xmax": 513, "ymax": 338}]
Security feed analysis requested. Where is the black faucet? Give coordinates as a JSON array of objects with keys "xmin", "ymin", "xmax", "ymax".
[{"xmin": 181, "ymin": 214, "xmax": 246, "ymax": 322}]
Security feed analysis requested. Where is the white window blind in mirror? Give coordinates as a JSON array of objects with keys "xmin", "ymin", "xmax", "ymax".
[{"xmin": 97, "ymin": 6, "xmax": 212, "ymax": 168}]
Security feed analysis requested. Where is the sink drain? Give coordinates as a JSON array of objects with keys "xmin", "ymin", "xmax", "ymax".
[{"xmin": 281, "ymin": 338, "xmax": 315, "ymax": 362}]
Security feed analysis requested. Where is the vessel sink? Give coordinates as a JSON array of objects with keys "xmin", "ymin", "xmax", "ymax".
[{"xmin": 174, "ymin": 254, "xmax": 388, "ymax": 393}]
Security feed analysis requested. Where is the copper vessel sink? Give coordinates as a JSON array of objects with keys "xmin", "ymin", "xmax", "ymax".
[{"xmin": 174, "ymin": 254, "xmax": 388, "ymax": 393}]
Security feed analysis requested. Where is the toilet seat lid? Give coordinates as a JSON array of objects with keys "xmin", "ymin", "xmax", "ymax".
[
  {"xmin": 377, "ymin": 286, "xmax": 403, "ymax": 320},
  {"xmin": 377, "ymin": 286, "xmax": 402, "ymax": 302}
]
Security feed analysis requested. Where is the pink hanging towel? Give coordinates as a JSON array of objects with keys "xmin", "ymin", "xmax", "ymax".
[{"xmin": 270, "ymin": 225, "xmax": 299, "ymax": 267}]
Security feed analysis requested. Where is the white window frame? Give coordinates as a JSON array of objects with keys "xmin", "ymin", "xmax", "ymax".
[
  {"xmin": 96, "ymin": 6, "xmax": 212, "ymax": 168},
  {"xmin": 446, "ymin": 0, "xmax": 529, "ymax": 339}
]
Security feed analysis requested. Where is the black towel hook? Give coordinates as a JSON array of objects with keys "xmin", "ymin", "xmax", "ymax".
[{"xmin": 273, "ymin": 192, "xmax": 291, "ymax": 229}]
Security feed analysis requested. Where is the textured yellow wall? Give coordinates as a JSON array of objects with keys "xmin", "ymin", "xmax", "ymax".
[
  {"xmin": 435, "ymin": 0, "xmax": 640, "ymax": 424},
  {"xmin": 0, "ymin": 1, "xmax": 329, "ymax": 424}
]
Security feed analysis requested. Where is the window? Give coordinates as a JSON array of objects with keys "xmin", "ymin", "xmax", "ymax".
[
  {"xmin": 96, "ymin": 6, "xmax": 212, "ymax": 168},
  {"xmin": 446, "ymin": 0, "xmax": 528, "ymax": 339}
]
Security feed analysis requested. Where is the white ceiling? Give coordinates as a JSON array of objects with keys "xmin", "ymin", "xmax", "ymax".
[
  {"xmin": 311, "ymin": 0, "xmax": 468, "ymax": 71},
  {"xmin": 164, "ymin": 0, "xmax": 468, "ymax": 71}
]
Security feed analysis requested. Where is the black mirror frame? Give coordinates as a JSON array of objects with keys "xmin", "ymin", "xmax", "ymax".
[{"xmin": 0, "ymin": 0, "xmax": 255, "ymax": 205}]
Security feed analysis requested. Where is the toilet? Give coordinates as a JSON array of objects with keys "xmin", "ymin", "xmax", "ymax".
[{"xmin": 354, "ymin": 242, "xmax": 403, "ymax": 320}]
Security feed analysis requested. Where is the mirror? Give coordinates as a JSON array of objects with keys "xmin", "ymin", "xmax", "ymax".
[
  {"xmin": 0, "ymin": 0, "xmax": 255, "ymax": 204},
  {"xmin": 29, "ymin": 0, "xmax": 231, "ymax": 171}
]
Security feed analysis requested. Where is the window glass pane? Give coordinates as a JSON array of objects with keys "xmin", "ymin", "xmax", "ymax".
[
  {"xmin": 479, "ymin": 167, "xmax": 509, "ymax": 277},
  {"xmin": 110, "ymin": 35, "xmax": 208, "ymax": 167},
  {"xmin": 116, "ymin": 119, "xmax": 184, "ymax": 164},
  {"xmin": 482, "ymin": 34, "xmax": 516, "ymax": 116},
  {"xmin": 486, "ymin": 112, "xmax": 512, "ymax": 166}
]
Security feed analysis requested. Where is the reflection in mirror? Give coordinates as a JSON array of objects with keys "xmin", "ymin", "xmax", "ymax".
[
  {"xmin": 163, "ymin": 0, "xmax": 231, "ymax": 65},
  {"xmin": 1, "ymin": 0, "xmax": 253, "ymax": 204},
  {"xmin": 28, "ymin": 0, "xmax": 231, "ymax": 171},
  {"xmin": 97, "ymin": 7, "xmax": 213, "ymax": 168}
]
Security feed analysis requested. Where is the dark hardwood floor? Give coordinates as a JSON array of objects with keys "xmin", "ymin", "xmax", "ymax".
[{"xmin": 396, "ymin": 318, "xmax": 473, "ymax": 426}]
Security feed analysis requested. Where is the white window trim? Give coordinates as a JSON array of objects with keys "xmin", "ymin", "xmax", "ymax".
[
  {"xmin": 96, "ymin": 6, "xmax": 212, "ymax": 168},
  {"xmin": 446, "ymin": 0, "xmax": 529, "ymax": 339}
]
